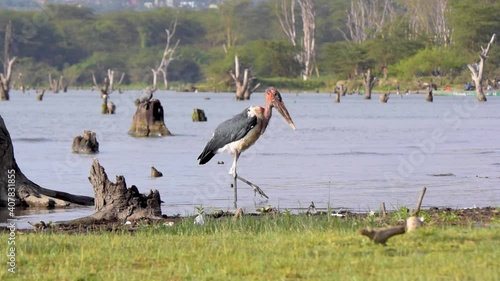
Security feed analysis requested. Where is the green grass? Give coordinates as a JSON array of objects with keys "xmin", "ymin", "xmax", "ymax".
[{"xmin": 1, "ymin": 215, "xmax": 499, "ymax": 281}]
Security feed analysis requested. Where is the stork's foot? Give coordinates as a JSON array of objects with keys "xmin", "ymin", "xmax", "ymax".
[{"xmin": 236, "ymin": 175, "xmax": 269, "ymax": 199}]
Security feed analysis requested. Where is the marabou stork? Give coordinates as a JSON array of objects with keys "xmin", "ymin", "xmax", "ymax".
[{"xmin": 198, "ymin": 87, "xmax": 296, "ymax": 207}]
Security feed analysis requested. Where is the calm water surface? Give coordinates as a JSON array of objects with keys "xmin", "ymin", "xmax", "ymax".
[{"xmin": 0, "ymin": 90, "xmax": 499, "ymax": 227}]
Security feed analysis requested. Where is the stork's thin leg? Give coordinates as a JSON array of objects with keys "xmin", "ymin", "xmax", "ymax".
[
  {"xmin": 233, "ymin": 174, "xmax": 237, "ymax": 209},
  {"xmin": 236, "ymin": 175, "xmax": 269, "ymax": 199},
  {"xmin": 229, "ymin": 151, "xmax": 240, "ymax": 208}
]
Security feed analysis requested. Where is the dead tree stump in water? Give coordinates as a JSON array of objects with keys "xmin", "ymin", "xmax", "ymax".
[
  {"xmin": 63, "ymin": 159, "xmax": 163, "ymax": 224},
  {"xmin": 101, "ymin": 95, "xmax": 116, "ymax": 114},
  {"xmin": 363, "ymin": 69, "xmax": 377, "ymax": 100},
  {"xmin": 72, "ymin": 130, "xmax": 99, "ymax": 154},
  {"xmin": 468, "ymin": 34, "xmax": 495, "ymax": 102},
  {"xmin": 335, "ymin": 92, "xmax": 340, "ymax": 103},
  {"xmin": 231, "ymin": 55, "xmax": 260, "ymax": 100},
  {"xmin": 426, "ymin": 87, "xmax": 433, "ymax": 102},
  {"xmin": 192, "ymin": 108, "xmax": 207, "ymax": 122},
  {"xmin": 151, "ymin": 166, "xmax": 163, "ymax": 178},
  {"xmin": 89, "ymin": 159, "xmax": 162, "ymax": 221},
  {"xmin": 48, "ymin": 73, "xmax": 66, "ymax": 93},
  {"xmin": 0, "ymin": 115, "xmax": 94, "ymax": 207},
  {"xmin": 36, "ymin": 89, "xmax": 46, "ymax": 101},
  {"xmin": 129, "ymin": 99, "xmax": 171, "ymax": 137},
  {"xmin": 379, "ymin": 92, "xmax": 389, "ymax": 103}
]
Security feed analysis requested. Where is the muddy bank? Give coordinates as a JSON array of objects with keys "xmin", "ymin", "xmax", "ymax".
[{"xmin": 1, "ymin": 206, "xmax": 498, "ymax": 235}]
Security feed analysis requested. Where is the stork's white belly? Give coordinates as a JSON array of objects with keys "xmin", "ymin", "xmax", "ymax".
[
  {"xmin": 218, "ymin": 121, "xmax": 263, "ymax": 155},
  {"xmin": 218, "ymin": 106, "xmax": 264, "ymax": 155}
]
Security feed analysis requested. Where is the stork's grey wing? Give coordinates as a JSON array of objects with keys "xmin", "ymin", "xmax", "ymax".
[{"xmin": 198, "ymin": 108, "xmax": 257, "ymax": 165}]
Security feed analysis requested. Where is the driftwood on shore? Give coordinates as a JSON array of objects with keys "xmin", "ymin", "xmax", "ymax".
[
  {"xmin": 0, "ymin": 115, "xmax": 94, "ymax": 208},
  {"xmin": 360, "ymin": 225, "xmax": 406, "ymax": 245},
  {"xmin": 360, "ymin": 187, "xmax": 427, "ymax": 245},
  {"xmin": 129, "ymin": 99, "xmax": 171, "ymax": 137},
  {"xmin": 61, "ymin": 159, "xmax": 163, "ymax": 225}
]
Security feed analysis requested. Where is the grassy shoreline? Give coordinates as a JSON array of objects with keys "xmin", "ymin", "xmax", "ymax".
[{"xmin": 1, "ymin": 208, "xmax": 499, "ymax": 280}]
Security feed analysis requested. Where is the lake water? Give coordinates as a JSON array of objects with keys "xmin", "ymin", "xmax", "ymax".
[{"xmin": 0, "ymin": 90, "xmax": 499, "ymax": 227}]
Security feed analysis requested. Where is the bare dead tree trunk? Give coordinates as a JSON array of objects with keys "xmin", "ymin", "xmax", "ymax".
[
  {"xmin": 92, "ymin": 70, "xmax": 125, "ymax": 97},
  {"xmin": 435, "ymin": 0, "xmax": 450, "ymax": 46},
  {"xmin": 426, "ymin": 86, "xmax": 433, "ymax": 102},
  {"xmin": 49, "ymin": 73, "xmax": 65, "ymax": 93},
  {"xmin": 156, "ymin": 16, "xmax": 180, "ymax": 90},
  {"xmin": 298, "ymin": 0, "xmax": 316, "ymax": 80},
  {"xmin": 468, "ymin": 34, "xmax": 495, "ymax": 102},
  {"xmin": 403, "ymin": 0, "xmax": 450, "ymax": 44},
  {"xmin": 0, "ymin": 21, "xmax": 16, "ymax": 101},
  {"xmin": 93, "ymin": 70, "xmax": 124, "ymax": 114},
  {"xmin": 363, "ymin": 69, "xmax": 377, "ymax": 99},
  {"xmin": 230, "ymin": 55, "xmax": 260, "ymax": 100},
  {"xmin": 0, "ymin": 115, "xmax": 94, "ymax": 207},
  {"xmin": 276, "ymin": 0, "xmax": 316, "ymax": 80},
  {"xmin": 276, "ymin": 0, "xmax": 297, "ymax": 47},
  {"xmin": 107, "ymin": 69, "xmax": 125, "ymax": 94},
  {"xmin": 341, "ymin": 0, "xmax": 396, "ymax": 43}
]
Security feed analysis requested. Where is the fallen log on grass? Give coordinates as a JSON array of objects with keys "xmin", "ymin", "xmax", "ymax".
[
  {"xmin": 360, "ymin": 225, "xmax": 406, "ymax": 245},
  {"xmin": 361, "ymin": 187, "xmax": 428, "ymax": 244}
]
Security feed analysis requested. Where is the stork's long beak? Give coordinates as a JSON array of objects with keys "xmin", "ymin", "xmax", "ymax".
[{"xmin": 273, "ymin": 100, "xmax": 296, "ymax": 130}]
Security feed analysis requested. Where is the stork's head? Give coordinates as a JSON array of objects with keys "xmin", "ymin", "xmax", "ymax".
[{"xmin": 265, "ymin": 87, "xmax": 296, "ymax": 130}]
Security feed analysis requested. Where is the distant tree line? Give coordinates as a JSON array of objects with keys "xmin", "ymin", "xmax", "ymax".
[{"xmin": 0, "ymin": 0, "xmax": 499, "ymax": 91}]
